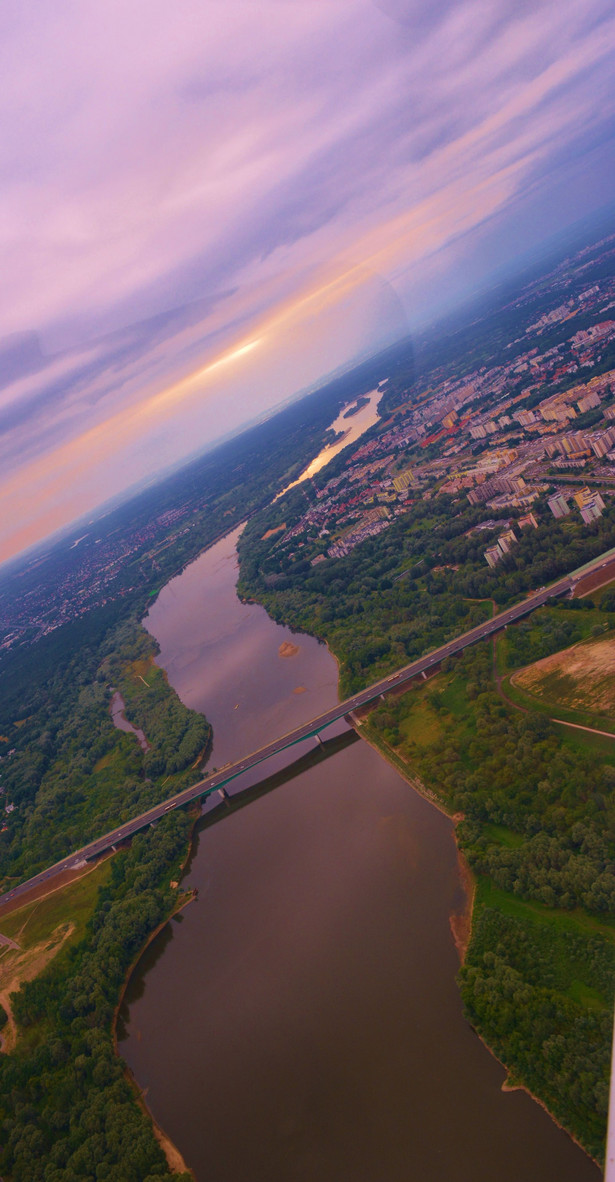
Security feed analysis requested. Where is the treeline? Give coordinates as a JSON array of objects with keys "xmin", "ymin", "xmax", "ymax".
[
  {"xmin": 0, "ymin": 618, "xmax": 209, "ymax": 889},
  {"xmin": 0, "ymin": 813, "xmax": 194, "ymax": 1181},
  {"xmin": 460, "ymin": 907, "xmax": 611, "ymax": 1159},
  {"xmin": 100, "ymin": 622, "xmax": 211, "ymax": 779}
]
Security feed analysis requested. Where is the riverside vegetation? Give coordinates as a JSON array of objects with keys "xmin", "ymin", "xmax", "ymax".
[
  {"xmin": 0, "ymin": 813, "xmax": 195, "ymax": 1180},
  {"xmin": 2, "ymin": 267, "xmax": 615, "ymax": 1173},
  {"xmin": 0, "ymin": 357, "xmax": 411, "ymax": 1180},
  {"xmin": 238, "ymin": 487, "xmax": 615, "ymax": 1161}
]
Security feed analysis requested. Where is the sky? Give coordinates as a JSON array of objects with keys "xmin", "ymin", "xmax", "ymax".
[{"xmin": 1, "ymin": 0, "xmax": 614, "ymax": 566}]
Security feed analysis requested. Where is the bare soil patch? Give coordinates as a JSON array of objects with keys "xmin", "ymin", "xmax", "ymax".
[
  {"xmin": 0, "ymin": 854, "xmax": 112, "ymax": 920},
  {"xmin": 0, "ymin": 922, "xmax": 75, "ymax": 1052},
  {"xmin": 261, "ymin": 523, "xmax": 286, "ymax": 540},
  {"xmin": 573, "ymin": 559, "xmax": 615, "ymax": 598},
  {"xmin": 450, "ymin": 852, "xmax": 475, "ymax": 965},
  {"xmin": 512, "ymin": 635, "xmax": 615, "ymax": 718},
  {"xmin": 278, "ymin": 641, "xmax": 299, "ymax": 658}
]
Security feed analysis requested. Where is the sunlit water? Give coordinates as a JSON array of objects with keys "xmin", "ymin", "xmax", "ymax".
[{"xmin": 278, "ymin": 388, "xmax": 381, "ymax": 497}]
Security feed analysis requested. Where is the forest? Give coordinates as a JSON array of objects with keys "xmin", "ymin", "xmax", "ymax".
[
  {"xmin": 364, "ymin": 628, "xmax": 615, "ymax": 1161},
  {"xmin": 0, "ymin": 813, "xmax": 195, "ymax": 1181},
  {"xmin": 0, "ymin": 620, "xmax": 209, "ymax": 889}
]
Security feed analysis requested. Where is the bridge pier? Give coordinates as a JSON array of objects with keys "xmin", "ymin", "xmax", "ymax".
[
  {"xmin": 314, "ymin": 734, "xmax": 324, "ymax": 748},
  {"xmin": 421, "ymin": 670, "xmax": 427, "ymax": 680}
]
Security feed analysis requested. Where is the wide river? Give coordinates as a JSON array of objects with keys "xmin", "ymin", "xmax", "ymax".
[{"xmin": 118, "ymin": 527, "xmax": 600, "ymax": 1182}]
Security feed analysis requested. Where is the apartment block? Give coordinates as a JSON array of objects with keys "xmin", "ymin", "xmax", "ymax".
[
  {"xmin": 497, "ymin": 529, "xmax": 518, "ymax": 555},
  {"xmin": 577, "ymin": 390, "xmax": 601, "ymax": 413},
  {"xmin": 586, "ymin": 426, "xmax": 615, "ymax": 458},
  {"xmin": 518, "ymin": 512, "xmax": 538, "ymax": 529},
  {"xmin": 580, "ymin": 499, "xmax": 604, "ymax": 524},
  {"xmin": 548, "ymin": 492, "xmax": 570, "ymax": 518},
  {"xmin": 573, "ymin": 487, "xmax": 604, "ymax": 510}
]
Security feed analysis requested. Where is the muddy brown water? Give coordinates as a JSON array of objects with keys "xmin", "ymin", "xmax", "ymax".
[{"xmin": 117, "ymin": 528, "xmax": 601, "ymax": 1181}]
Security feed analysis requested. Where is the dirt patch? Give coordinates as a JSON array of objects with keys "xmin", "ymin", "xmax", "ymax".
[
  {"xmin": 573, "ymin": 559, "xmax": 615, "ymax": 598},
  {"xmin": 449, "ymin": 851, "xmax": 475, "ymax": 964},
  {"xmin": 262, "ymin": 523, "xmax": 286, "ymax": 540},
  {"xmin": 512, "ymin": 635, "xmax": 615, "ymax": 718},
  {"xmin": 292, "ymin": 685, "xmax": 307, "ymax": 694},
  {"xmin": 0, "ymin": 921, "xmax": 75, "ymax": 1052},
  {"xmin": 278, "ymin": 641, "xmax": 299, "ymax": 658}
]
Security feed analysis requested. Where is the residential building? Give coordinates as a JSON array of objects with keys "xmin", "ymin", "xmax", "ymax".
[
  {"xmin": 577, "ymin": 391, "xmax": 601, "ymax": 413},
  {"xmin": 497, "ymin": 529, "xmax": 518, "ymax": 555},
  {"xmin": 586, "ymin": 427, "xmax": 615, "ymax": 458},
  {"xmin": 548, "ymin": 493, "xmax": 570, "ymax": 518},
  {"xmin": 484, "ymin": 545, "xmax": 501, "ymax": 568},
  {"xmin": 573, "ymin": 487, "xmax": 604, "ymax": 510},
  {"xmin": 580, "ymin": 499, "xmax": 604, "ymax": 524},
  {"xmin": 518, "ymin": 512, "xmax": 538, "ymax": 529}
]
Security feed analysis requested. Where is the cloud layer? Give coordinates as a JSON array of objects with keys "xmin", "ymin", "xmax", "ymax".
[{"xmin": 1, "ymin": 0, "xmax": 614, "ymax": 562}]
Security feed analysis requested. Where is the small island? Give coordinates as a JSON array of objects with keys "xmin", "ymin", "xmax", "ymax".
[{"xmin": 342, "ymin": 394, "xmax": 370, "ymax": 419}]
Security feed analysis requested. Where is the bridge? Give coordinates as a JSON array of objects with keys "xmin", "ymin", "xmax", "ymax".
[{"xmin": 1, "ymin": 549, "xmax": 613, "ymax": 913}]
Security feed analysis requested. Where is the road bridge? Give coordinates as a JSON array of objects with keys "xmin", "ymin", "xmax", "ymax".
[{"xmin": 1, "ymin": 550, "xmax": 612, "ymax": 912}]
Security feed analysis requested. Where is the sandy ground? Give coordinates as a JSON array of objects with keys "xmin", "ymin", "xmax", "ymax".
[
  {"xmin": 449, "ymin": 852, "xmax": 475, "ymax": 964},
  {"xmin": 512, "ymin": 635, "xmax": 615, "ymax": 717},
  {"xmin": 112, "ymin": 891, "xmax": 198, "ymax": 1180},
  {"xmin": 261, "ymin": 523, "xmax": 286, "ymax": 540},
  {"xmin": 278, "ymin": 640, "xmax": 299, "ymax": 658},
  {"xmin": 0, "ymin": 921, "xmax": 75, "ymax": 1052}
]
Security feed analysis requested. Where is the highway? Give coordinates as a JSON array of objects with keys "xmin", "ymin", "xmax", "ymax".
[{"xmin": 1, "ymin": 551, "xmax": 612, "ymax": 911}]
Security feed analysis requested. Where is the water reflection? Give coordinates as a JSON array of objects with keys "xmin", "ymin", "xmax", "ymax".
[{"xmin": 278, "ymin": 388, "xmax": 382, "ymax": 497}]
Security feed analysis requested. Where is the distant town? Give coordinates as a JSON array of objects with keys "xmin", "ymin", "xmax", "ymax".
[
  {"xmin": 1, "ymin": 228, "xmax": 615, "ymax": 651},
  {"xmin": 270, "ymin": 233, "xmax": 615, "ymax": 569}
]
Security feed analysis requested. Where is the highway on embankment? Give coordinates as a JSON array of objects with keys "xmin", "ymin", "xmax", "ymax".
[{"xmin": 2, "ymin": 549, "xmax": 613, "ymax": 912}]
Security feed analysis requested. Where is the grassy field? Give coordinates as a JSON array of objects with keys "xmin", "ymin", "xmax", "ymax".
[
  {"xmin": 0, "ymin": 860, "xmax": 113, "ymax": 1051},
  {"xmin": 0, "ymin": 859, "xmax": 112, "ymax": 951},
  {"xmin": 493, "ymin": 601, "xmax": 615, "ymax": 735}
]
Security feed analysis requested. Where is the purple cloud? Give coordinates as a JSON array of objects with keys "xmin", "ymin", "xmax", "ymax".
[{"xmin": 0, "ymin": 0, "xmax": 614, "ymax": 561}]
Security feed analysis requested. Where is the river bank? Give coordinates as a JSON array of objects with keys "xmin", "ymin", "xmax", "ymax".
[
  {"xmin": 353, "ymin": 714, "xmax": 601, "ymax": 1165},
  {"xmin": 354, "ymin": 717, "xmax": 475, "ymax": 959},
  {"xmin": 112, "ymin": 804, "xmax": 203, "ymax": 1179},
  {"xmin": 118, "ymin": 522, "xmax": 601, "ymax": 1182}
]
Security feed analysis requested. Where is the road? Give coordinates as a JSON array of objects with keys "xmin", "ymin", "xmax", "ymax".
[{"xmin": 1, "ymin": 551, "xmax": 611, "ymax": 911}]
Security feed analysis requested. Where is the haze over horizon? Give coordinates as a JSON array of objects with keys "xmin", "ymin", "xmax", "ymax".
[{"xmin": 2, "ymin": 0, "xmax": 614, "ymax": 566}]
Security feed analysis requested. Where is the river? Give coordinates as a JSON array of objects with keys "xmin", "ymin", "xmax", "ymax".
[
  {"xmin": 117, "ymin": 528, "xmax": 600, "ymax": 1182},
  {"xmin": 279, "ymin": 388, "xmax": 382, "ymax": 496}
]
